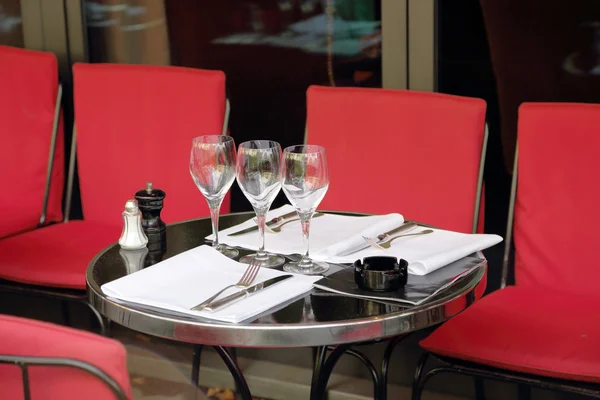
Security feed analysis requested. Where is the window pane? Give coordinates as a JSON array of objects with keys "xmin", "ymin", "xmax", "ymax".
[
  {"xmin": 84, "ymin": 1, "xmax": 383, "ymax": 210},
  {"xmin": 0, "ymin": 0, "xmax": 24, "ymax": 47}
]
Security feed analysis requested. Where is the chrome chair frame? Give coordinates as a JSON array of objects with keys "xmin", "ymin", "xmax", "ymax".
[
  {"xmin": 39, "ymin": 84, "xmax": 63, "ymax": 226},
  {"xmin": 411, "ymin": 143, "xmax": 600, "ymax": 399},
  {"xmin": 0, "ymin": 354, "xmax": 127, "ymax": 400},
  {"xmin": 303, "ymin": 116, "xmax": 489, "ymax": 399}
]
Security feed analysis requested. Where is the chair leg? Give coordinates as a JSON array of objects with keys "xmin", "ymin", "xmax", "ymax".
[
  {"xmin": 412, "ymin": 353, "xmax": 429, "ymax": 400},
  {"xmin": 517, "ymin": 383, "xmax": 531, "ymax": 400},
  {"xmin": 474, "ymin": 377, "xmax": 486, "ymax": 400},
  {"xmin": 61, "ymin": 300, "xmax": 71, "ymax": 327}
]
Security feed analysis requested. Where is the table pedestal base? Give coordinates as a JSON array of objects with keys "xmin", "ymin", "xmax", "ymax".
[
  {"xmin": 310, "ymin": 336, "xmax": 407, "ymax": 400},
  {"xmin": 191, "ymin": 345, "xmax": 251, "ymax": 400}
]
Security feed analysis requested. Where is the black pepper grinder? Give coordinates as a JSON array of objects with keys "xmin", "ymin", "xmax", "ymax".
[{"xmin": 135, "ymin": 182, "xmax": 166, "ymax": 239}]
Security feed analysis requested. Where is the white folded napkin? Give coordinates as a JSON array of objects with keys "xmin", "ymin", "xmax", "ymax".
[
  {"xmin": 321, "ymin": 227, "xmax": 502, "ymax": 275},
  {"xmin": 214, "ymin": 205, "xmax": 502, "ymax": 276},
  {"xmin": 101, "ymin": 245, "xmax": 320, "ymax": 324},
  {"xmin": 213, "ymin": 205, "xmax": 405, "ymax": 258}
]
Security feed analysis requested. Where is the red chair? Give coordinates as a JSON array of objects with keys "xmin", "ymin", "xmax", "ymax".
[
  {"xmin": 0, "ymin": 45, "xmax": 64, "ymax": 238},
  {"xmin": 0, "ymin": 314, "xmax": 131, "ymax": 399},
  {"xmin": 305, "ymin": 86, "xmax": 488, "ymax": 399},
  {"xmin": 305, "ymin": 85, "xmax": 487, "ymax": 234},
  {"xmin": 414, "ymin": 103, "xmax": 600, "ymax": 399},
  {"xmin": 0, "ymin": 63, "xmax": 229, "ymax": 332}
]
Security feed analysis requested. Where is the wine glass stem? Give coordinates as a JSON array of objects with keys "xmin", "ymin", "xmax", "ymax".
[
  {"xmin": 300, "ymin": 216, "xmax": 311, "ymax": 264},
  {"xmin": 209, "ymin": 206, "xmax": 221, "ymax": 248},
  {"xmin": 256, "ymin": 213, "xmax": 267, "ymax": 258}
]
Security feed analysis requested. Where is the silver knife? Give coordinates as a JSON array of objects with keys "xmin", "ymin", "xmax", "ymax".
[
  {"xmin": 228, "ymin": 211, "xmax": 298, "ymax": 236},
  {"xmin": 336, "ymin": 222, "xmax": 418, "ymax": 257},
  {"xmin": 196, "ymin": 275, "xmax": 293, "ymax": 312}
]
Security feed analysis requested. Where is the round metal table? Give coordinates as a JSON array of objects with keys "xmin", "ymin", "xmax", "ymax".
[{"xmin": 87, "ymin": 212, "xmax": 487, "ymax": 399}]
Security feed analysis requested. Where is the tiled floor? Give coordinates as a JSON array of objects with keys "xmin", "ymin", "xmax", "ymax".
[{"xmin": 127, "ymin": 344, "xmax": 273, "ymax": 400}]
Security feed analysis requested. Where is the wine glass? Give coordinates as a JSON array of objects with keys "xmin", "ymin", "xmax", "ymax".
[
  {"xmin": 189, "ymin": 135, "xmax": 239, "ymax": 258},
  {"xmin": 281, "ymin": 145, "xmax": 330, "ymax": 275},
  {"xmin": 236, "ymin": 140, "xmax": 286, "ymax": 268}
]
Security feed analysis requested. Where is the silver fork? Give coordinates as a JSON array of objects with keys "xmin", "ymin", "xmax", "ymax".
[
  {"xmin": 190, "ymin": 258, "xmax": 261, "ymax": 311},
  {"xmin": 362, "ymin": 229, "xmax": 434, "ymax": 250}
]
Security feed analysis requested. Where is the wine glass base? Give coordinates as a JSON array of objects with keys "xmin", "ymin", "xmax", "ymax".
[
  {"xmin": 239, "ymin": 253, "xmax": 286, "ymax": 268},
  {"xmin": 215, "ymin": 245, "xmax": 239, "ymax": 259},
  {"xmin": 283, "ymin": 260, "xmax": 329, "ymax": 275}
]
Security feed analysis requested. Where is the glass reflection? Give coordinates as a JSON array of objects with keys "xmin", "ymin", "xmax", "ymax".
[
  {"xmin": 85, "ymin": 1, "xmax": 382, "ymax": 210},
  {"xmin": 0, "ymin": 0, "xmax": 23, "ymax": 47},
  {"xmin": 269, "ymin": 292, "xmax": 406, "ymax": 324}
]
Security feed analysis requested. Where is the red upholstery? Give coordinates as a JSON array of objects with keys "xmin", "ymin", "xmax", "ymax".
[
  {"xmin": 0, "ymin": 314, "xmax": 132, "ymax": 399},
  {"xmin": 514, "ymin": 103, "xmax": 600, "ymax": 292},
  {"xmin": 421, "ymin": 286, "xmax": 600, "ymax": 383},
  {"xmin": 0, "ymin": 64, "xmax": 229, "ymax": 290},
  {"xmin": 73, "ymin": 63, "xmax": 229, "ymax": 227},
  {"xmin": 0, "ymin": 45, "xmax": 64, "ymax": 238},
  {"xmin": 306, "ymin": 86, "xmax": 486, "ymax": 233},
  {"xmin": 0, "ymin": 221, "xmax": 118, "ymax": 290},
  {"xmin": 421, "ymin": 103, "xmax": 600, "ymax": 383}
]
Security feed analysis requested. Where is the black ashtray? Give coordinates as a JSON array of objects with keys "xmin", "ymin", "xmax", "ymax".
[{"xmin": 354, "ymin": 256, "xmax": 408, "ymax": 292}]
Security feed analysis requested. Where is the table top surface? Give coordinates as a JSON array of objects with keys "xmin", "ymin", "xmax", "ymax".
[{"xmin": 87, "ymin": 211, "xmax": 487, "ymax": 348}]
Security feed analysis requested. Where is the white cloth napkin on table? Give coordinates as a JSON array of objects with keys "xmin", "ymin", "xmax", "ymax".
[
  {"xmin": 101, "ymin": 245, "xmax": 319, "ymax": 324},
  {"xmin": 214, "ymin": 205, "xmax": 502, "ymax": 276},
  {"xmin": 212, "ymin": 205, "xmax": 405, "ymax": 258},
  {"xmin": 322, "ymin": 228, "xmax": 502, "ymax": 275}
]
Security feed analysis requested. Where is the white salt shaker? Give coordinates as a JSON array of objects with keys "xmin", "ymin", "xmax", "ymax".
[{"xmin": 118, "ymin": 199, "xmax": 148, "ymax": 250}]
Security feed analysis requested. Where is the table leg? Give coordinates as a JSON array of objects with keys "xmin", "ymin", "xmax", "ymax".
[
  {"xmin": 82, "ymin": 300, "xmax": 108, "ymax": 336},
  {"xmin": 310, "ymin": 344, "xmax": 354, "ymax": 400},
  {"xmin": 213, "ymin": 346, "xmax": 252, "ymax": 400},
  {"xmin": 311, "ymin": 337, "xmax": 408, "ymax": 400},
  {"xmin": 380, "ymin": 335, "xmax": 406, "ymax": 399},
  {"xmin": 342, "ymin": 347, "xmax": 381, "ymax": 398},
  {"xmin": 229, "ymin": 348, "xmax": 240, "ymax": 397},
  {"xmin": 191, "ymin": 345, "xmax": 203, "ymax": 387},
  {"xmin": 310, "ymin": 346, "xmax": 328, "ymax": 399},
  {"xmin": 61, "ymin": 300, "xmax": 71, "ymax": 327}
]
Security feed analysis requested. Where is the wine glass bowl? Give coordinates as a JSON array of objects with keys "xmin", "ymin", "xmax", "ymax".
[
  {"xmin": 236, "ymin": 140, "xmax": 286, "ymax": 268},
  {"xmin": 281, "ymin": 145, "xmax": 330, "ymax": 275}
]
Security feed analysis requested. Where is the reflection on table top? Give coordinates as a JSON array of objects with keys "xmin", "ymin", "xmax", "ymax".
[{"xmin": 87, "ymin": 211, "xmax": 487, "ymax": 347}]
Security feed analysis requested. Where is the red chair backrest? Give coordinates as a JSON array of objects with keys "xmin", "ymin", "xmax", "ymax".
[
  {"xmin": 73, "ymin": 63, "xmax": 229, "ymax": 226},
  {"xmin": 514, "ymin": 103, "xmax": 600, "ymax": 293},
  {"xmin": 306, "ymin": 86, "xmax": 486, "ymax": 233},
  {"xmin": 0, "ymin": 314, "xmax": 132, "ymax": 399},
  {"xmin": 0, "ymin": 45, "xmax": 64, "ymax": 237}
]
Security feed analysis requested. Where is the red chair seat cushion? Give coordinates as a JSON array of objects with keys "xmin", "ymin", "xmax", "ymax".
[
  {"xmin": 421, "ymin": 286, "xmax": 600, "ymax": 383},
  {"xmin": 0, "ymin": 221, "xmax": 119, "ymax": 290},
  {"xmin": 0, "ymin": 314, "xmax": 132, "ymax": 399},
  {"xmin": 0, "ymin": 205, "xmax": 43, "ymax": 239}
]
